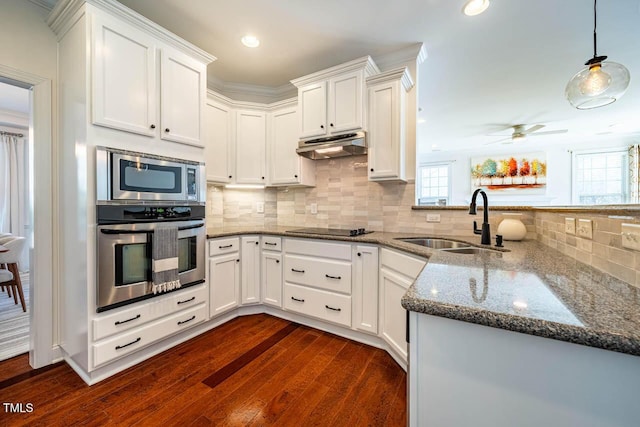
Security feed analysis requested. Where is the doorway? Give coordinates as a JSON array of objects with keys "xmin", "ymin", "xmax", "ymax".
[
  {"xmin": 0, "ymin": 64, "xmax": 54, "ymax": 369},
  {"xmin": 0, "ymin": 80, "xmax": 31, "ymax": 361}
]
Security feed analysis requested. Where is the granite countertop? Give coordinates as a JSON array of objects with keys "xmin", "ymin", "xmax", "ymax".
[{"xmin": 206, "ymin": 226, "xmax": 640, "ymax": 357}]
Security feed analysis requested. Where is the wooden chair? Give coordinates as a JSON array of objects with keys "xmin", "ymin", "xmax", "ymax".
[{"xmin": 0, "ymin": 236, "xmax": 27, "ymax": 312}]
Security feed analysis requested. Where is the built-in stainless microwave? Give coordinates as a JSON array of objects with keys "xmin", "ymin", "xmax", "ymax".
[{"xmin": 96, "ymin": 147, "xmax": 205, "ymax": 204}]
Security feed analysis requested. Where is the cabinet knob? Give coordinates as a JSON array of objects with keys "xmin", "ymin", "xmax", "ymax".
[
  {"xmin": 370, "ymin": 168, "xmax": 374, "ymax": 172},
  {"xmin": 262, "ymin": 176, "xmax": 265, "ymax": 180},
  {"xmin": 229, "ymin": 175, "xmax": 232, "ymax": 179},
  {"xmin": 357, "ymin": 252, "xmax": 361, "ymax": 257},
  {"xmin": 255, "ymin": 241, "xmax": 259, "ymax": 245},
  {"xmin": 320, "ymin": 125, "xmax": 324, "ymax": 129},
  {"xmin": 330, "ymin": 123, "xmax": 334, "ymax": 127},
  {"xmin": 294, "ymin": 174, "xmax": 298, "ymax": 178},
  {"xmin": 150, "ymin": 124, "xmax": 156, "ymax": 129},
  {"xmin": 236, "ymin": 259, "xmax": 240, "ymax": 263},
  {"xmin": 276, "ymin": 260, "xmax": 280, "ymax": 263},
  {"xmin": 165, "ymin": 128, "xmax": 170, "ymax": 133}
]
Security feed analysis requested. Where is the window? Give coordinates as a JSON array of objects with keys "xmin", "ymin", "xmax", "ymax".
[
  {"xmin": 572, "ymin": 149, "xmax": 629, "ymax": 204},
  {"xmin": 418, "ymin": 163, "xmax": 451, "ymax": 205}
]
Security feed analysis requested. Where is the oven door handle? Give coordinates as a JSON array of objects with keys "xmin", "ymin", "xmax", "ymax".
[{"xmin": 100, "ymin": 223, "xmax": 204, "ymax": 235}]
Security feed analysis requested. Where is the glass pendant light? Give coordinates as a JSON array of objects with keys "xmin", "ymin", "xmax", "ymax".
[{"xmin": 565, "ymin": 0, "xmax": 630, "ymax": 109}]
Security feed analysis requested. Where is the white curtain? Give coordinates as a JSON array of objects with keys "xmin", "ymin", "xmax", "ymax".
[{"xmin": 0, "ymin": 132, "xmax": 29, "ymax": 270}]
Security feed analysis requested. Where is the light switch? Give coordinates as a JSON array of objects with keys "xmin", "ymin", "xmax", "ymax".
[
  {"xmin": 310, "ymin": 203, "xmax": 318, "ymax": 215},
  {"xmin": 621, "ymin": 223, "xmax": 640, "ymax": 251},
  {"xmin": 565, "ymin": 218, "xmax": 576, "ymax": 235},
  {"xmin": 256, "ymin": 201, "xmax": 264, "ymax": 213},
  {"xmin": 577, "ymin": 219, "xmax": 593, "ymax": 239}
]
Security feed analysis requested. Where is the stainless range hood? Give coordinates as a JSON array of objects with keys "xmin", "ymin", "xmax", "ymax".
[{"xmin": 296, "ymin": 131, "xmax": 366, "ymax": 160}]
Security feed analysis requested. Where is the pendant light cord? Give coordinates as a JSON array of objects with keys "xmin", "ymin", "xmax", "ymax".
[{"xmin": 592, "ymin": 0, "xmax": 598, "ymax": 57}]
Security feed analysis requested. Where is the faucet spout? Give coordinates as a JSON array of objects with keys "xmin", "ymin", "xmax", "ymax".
[{"xmin": 469, "ymin": 189, "xmax": 491, "ymax": 245}]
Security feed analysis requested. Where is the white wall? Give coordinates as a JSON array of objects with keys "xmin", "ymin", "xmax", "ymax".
[
  {"xmin": 419, "ymin": 136, "xmax": 634, "ymax": 206},
  {"xmin": 0, "ymin": 1, "xmax": 57, "ymax": 80}
]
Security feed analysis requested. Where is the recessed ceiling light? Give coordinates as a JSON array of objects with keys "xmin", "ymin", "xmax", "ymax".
[
  {"xmin": 463, "ymin": 0, "xmax": 490, "ymax": 16},
  {"xmin": 241, "ymin": 35, "xmax": 260, "ymax": 48}
]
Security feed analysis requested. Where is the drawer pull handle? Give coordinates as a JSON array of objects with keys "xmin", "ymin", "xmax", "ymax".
[
  {"xmin": 325, "ymin": 305, "xmax": 341, "ymax": 312},
  {"xmin": 178, "ymin": 315, "xmax": 196, "ymax": 326},
  {"xmin": 114, "ymin": 314, "xmax": 141, "ymax": 326},
  {"xmin": 325, "ymin": 274, "xmax": 342, "ymax": 280},
  {"xmin": 291, "ymin": 268, "xmax": 305, "ymax": 273},
  {"xmin": 265, "ymin": 242, "xmax": 277, "ymax": 246},
  {"xmin": 219, "ymin": 244, "xmax": 233, "ymax": 249},
  {"xmin": 115, "ymin": 337, "xmax": 141, "ymax": 350},
  {"xmin": 291, "ymin": 296, "xmax": 305, "ymax": 303},
  {"xmin": 177, "ymin": 296, "xmax": 196, "ymax": 305}
]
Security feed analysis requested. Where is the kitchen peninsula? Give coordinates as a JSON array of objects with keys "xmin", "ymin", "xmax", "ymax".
[{"xmin": 203, "ymin": 225, "xmax": 640, "ymax": 427}]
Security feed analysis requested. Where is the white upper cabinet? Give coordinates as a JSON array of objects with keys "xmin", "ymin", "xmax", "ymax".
[
  {"xmin": 291, "ymin": 56, "xmax": 379, "ymax": 141},
  {"xmin": 328, "ymin": 71, "xmax": 362, "ymax": 134},
  {"xmin": 367, "ymin": 68, "xmax": 414, "ymax": 182},
  {"xmin": 91, "ymin": 10, "xmax": 210, "ymax": 147},
  {"xmin": 235, "ymin": 110, "xmax": 266, "ymax": 184},
  {"xmin": 204, "ymin": 99, "xmax": 234, "ymax": 183},
  {"xmin": 92, "ymin": 13, "xmax": 156, "ymax": 137},
  {"xmin": 298, "ymin": 82, "xmax": 327, "ymax": 139},
  {"xmin": 160, "ymin": 49, "xmax": 205, "ymax": 145},
  {"xmin": 269, "ymin": 104, "xmax": 315, "ymax": 187}
]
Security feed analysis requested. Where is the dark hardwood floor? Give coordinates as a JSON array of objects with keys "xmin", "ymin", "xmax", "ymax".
[{"xmin": 0, "ymin": 314, "xmax": 407, "ymax": 426}]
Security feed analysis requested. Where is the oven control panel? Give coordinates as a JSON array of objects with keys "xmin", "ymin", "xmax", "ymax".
[{"xmin": 97, "ymin": 205, "xmax": 206, "ymax": 224}]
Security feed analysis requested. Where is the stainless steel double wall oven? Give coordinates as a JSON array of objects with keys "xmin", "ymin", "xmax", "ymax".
[{"xmin": 96, "ymin": 147, "xmax": 206, "ymax": 312}]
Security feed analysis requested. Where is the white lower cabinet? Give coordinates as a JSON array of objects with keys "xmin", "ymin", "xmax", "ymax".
[
  {"xmin": 241, "ymin": 236, "xmax": 261, "ymax": 305},
  {"xmin": 91, "ymin": 284, "xmax": 208, "ymax": 368},
  {"xmin": 261, "ymin": 236, "xmax": 283, "ymax": 308},
  {"xmin": 352, "ymin": 245, "xmax": 379, "ymax": 334},
  {"xmin": 379, "ymin": 248, "xmax": 426, "ymax": 363},
  {"xmin": 208, "ymin": 237, "xmax": 240, "ymax": 317}
]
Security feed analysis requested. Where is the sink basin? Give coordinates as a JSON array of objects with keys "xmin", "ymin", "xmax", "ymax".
[
  {"xmin": 395, "ymin": 238, "xmax": 472, "ymax": 249},
  {"xmin": 440, "ymin": 247, "xmax": 484, "ymax": 255}
]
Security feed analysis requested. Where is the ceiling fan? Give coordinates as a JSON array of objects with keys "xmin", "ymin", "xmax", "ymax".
[{"xmin": 484, "ymin": 124, "xmax": 568, "ymax": 145}]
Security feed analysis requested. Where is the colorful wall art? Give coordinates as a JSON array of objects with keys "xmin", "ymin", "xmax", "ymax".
[{"xmin": 471, "ymin": 152, "xmax": 547, "ymax": 192}]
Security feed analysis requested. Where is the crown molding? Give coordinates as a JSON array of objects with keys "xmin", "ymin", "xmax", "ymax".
[
  {"xmin": 373, "ymin": 43, "xmax": 428, "ymax": 71},
  {"xmin": 48, "ymin": 0, "xmax": 216, "ymax": 64},
  {"xmin": 366, "ymin": 67, "xmax": 414, "ymax": 91},
  {"xmin": 207, "ymin": 89, "xmax": 296, "ymax": 111},
  {"xmin": 28, "ymin": 0, "xmax": 56, "ymax": 11},
  {"xmin": 208, "ymin": 75, "xmax": 296, "ymax": 104},
  {"xmin": 290, "ymin": 55, "xmax": 380, "ymax": 88}
]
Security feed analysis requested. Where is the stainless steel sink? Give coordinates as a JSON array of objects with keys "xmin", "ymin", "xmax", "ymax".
[
  {"xmin": 440, "ymin": 247, "xmax": 483, "ymax": 254},
  {"xmin": 395, "ymin": 238, "xmax": 472, "ymax": 249}
]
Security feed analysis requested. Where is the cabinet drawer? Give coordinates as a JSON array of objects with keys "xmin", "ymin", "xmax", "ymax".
[
  {"xmin": 285, "ymin": 238, "xmax": 351, "ymax": 261},
  {"xmin": 93, "ymin": 303, "xmax": 207, "ymax": 367},
  {"xmin": 209, "ymin": 237, "xmax": 240, "ymax": 256},
  {"xmin": 284, "ymin": 282, "xmax": 351, "ymax": 327},
  {"xmin": 92, "ymin": 285, "xmax": 208, "ymax": 341},
  {"xmin": 284, "ymin": 254, "xmax": 351, "ymax": 294},
  {"xmin": 261, "ymin": 236, "xmax": 282, "ymax": 251}
]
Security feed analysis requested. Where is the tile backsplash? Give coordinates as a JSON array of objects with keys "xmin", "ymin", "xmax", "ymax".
[
  {"xmin": 206, "ymin": 156, "xmax": 637, "ymax": 286},
  {"xmin": 536, "ymin": 212, "xmax": 640, "ymax": 287},
  {"xmin": 207, "ymin": 155, "xmax": 535, "ymax": 238}
]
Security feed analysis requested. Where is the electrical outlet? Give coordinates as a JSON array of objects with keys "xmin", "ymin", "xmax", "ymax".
[
  {"xmin": 310, "ymin": 203, "xmax": 318, "ymax": 215},
  {"xmin": 621, "ymin": 223, "xmax": 640, "ymax": 251},
  {"xmin": 565, "ymin": 218, "xmax": 576, "ymax": 235},
  {"xmin": 426, "ymin": 214, "xmax": 441, "ymax": 223},
  {"xmin": 256, "ymin": 201, "xmax": 264, "ymax": 213},
  {"xmin": 577, "ymin": 219, "xmax": 593, "ymax": 239}
]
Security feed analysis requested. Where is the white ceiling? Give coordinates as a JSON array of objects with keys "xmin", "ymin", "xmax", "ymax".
[{"xmin": 69, "ymin": 1, "xmax": 640, "ymax": 151}]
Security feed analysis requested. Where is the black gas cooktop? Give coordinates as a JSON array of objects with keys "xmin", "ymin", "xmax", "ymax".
[{"xmin": 285, "ymin": 227, "xmax": 373, "ymax": 237}]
